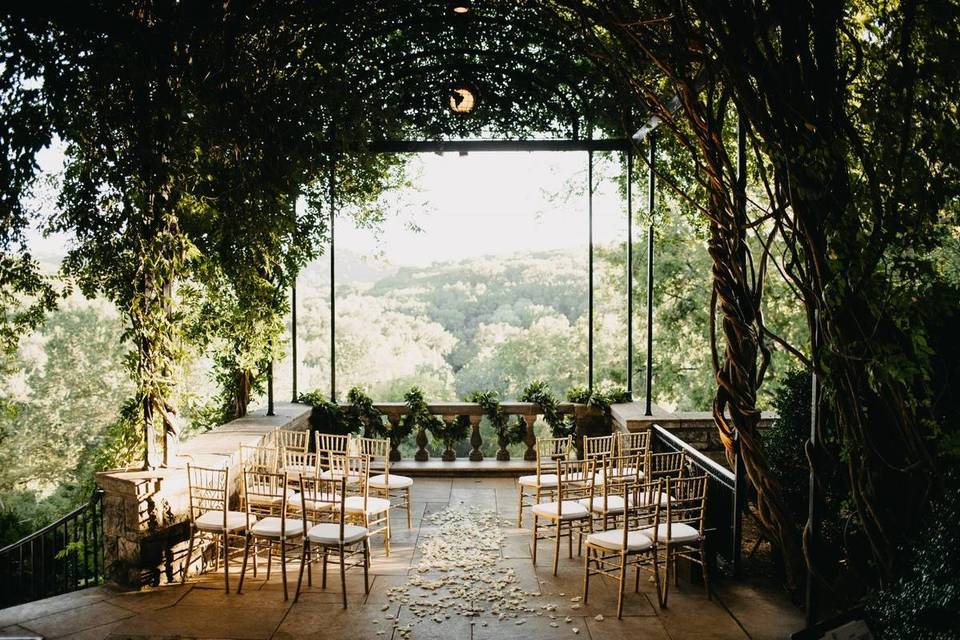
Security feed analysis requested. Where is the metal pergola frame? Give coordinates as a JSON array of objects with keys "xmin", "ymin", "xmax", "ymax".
[{"xmin": 274, "ymin": 136, "xmax": 659, "ymax": 413}]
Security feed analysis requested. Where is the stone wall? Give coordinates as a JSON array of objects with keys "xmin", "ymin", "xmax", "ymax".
[
  {"xmin": 611, "ymin": 404, "xmax": 776, "ymax": 467},
  {"xmin": 95, "ymin": 402, "xmax": 311, "ymax": 589}
]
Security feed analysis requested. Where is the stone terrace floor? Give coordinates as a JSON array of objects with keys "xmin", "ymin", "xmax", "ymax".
[{"xmin": 0, "ymin": 477, "xmax": 804, "ymax": 640}]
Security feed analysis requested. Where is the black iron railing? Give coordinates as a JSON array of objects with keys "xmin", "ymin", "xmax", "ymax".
[
  {"xmin": 650, "ymin": 424, "xmax": 742, "ymax": 573},
  {"xmin": 0, "ymin": 489, "xmax": 104, "ymax": 608}
]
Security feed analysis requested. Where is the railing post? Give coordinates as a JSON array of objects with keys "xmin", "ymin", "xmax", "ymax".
[
  {"xmin": 469, "ymin": 415, "xmax": 484, "ymax": 461},
  {"xmin": 267, "ymin": 361, "xmax": 275, "ymax": 416},
  {"xmin": 496, "ymin": 426, "xmax": 510, "ymax": 462},
  {"xmin": 414, "ymin": 421, "xmax": 429, "ymax": 462},
  {"xmin": 523, "ymin": 415, "xmax": 537, "ymax": 461},
  {"xmin": 387, "ymin": 415, "xmax": 402, "ymax": 462},
  {"xmin": 441, "ymin": 416, "xmax": 457, "ymax": 461}
]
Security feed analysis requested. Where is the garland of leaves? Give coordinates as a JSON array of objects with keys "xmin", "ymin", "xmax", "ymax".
[
  {"xmin": 344, "ymin": 386, "xmax": 384, "ymax": 436},
  {"xmin": 468, "ymin": 390, "xmax": 525, "ymax": 444},
  {"xmin": 402, "ymin": 386, "xmax": 443, "ymax": 440},
  {"xmin": 519, "ymin": 380, "xmax": 570, "ymax": 438}
]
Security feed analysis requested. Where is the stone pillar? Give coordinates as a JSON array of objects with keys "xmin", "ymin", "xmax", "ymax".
[{"xmin": 468, "ymin": 415, "xmax": 484, "ymax": 461}]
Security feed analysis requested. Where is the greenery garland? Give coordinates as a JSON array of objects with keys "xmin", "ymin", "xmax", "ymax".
[
  {"xmin": 298, "ymin": 390, "xmax": 351, "ymax": 435},
  {"xmin": 402, "ymin": 387, "xmax": 442, "ymax": 441},
  {"xmin": 520, "ymin": 380, "xmax": 571, "ymax": 438},
  {"xmin": 468, "ymin": 390, "xmax": 524, "ymax": 444},
  {"xmin": 344, "ymin": 386, "xmax": 384, "ymax": 437},
  {"xmin": 565, "ymin": 384, "xmax": 630, "ymax": 411}
]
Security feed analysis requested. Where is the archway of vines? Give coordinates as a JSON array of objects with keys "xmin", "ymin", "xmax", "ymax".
[{"xmin": 2, "ymin": 0, "xmax": 955, "ymax": 600}]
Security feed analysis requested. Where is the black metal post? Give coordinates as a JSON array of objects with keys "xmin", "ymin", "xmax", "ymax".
[
  {"xmin": 627, "ymin": 147, "xmax": 634, "ymax": 398},
  {"xmin": 806, "ymin": 310, "xmax": 822, "ymax": 626},
  {"xmin": 644, "ymin": 135, "xmax": 656, "ymax": 415},
  {"xmin": 329, "ymin": 155, "xmax": 337, "ymax": 402},
  {"xmin": 291, "ymin": 285, "xmax": 298, "ymax": 402},
  {"xmin": 587, "ymin": 149, "xmax": 594, "ymax": 393},
  {"xmin": 267, "ymin": 360, "xmax": 275, "ymax": 416}
]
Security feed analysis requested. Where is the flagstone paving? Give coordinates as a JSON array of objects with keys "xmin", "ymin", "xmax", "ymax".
[{"xmin": 0, "ymin": 477, "xmax": 804, "ymax": 639}]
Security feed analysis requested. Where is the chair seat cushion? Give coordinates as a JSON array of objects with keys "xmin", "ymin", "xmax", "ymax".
[
  {"xmin": 587, "ymin": 529, "xmax": 655, "ymax": 552},
  {"xmin": 578, "ymin": 496, "xmax": 627, "ymax": 514},
  {"xmin": 248, "ymin": 488, "xmax": 298, "ymax": 507},
  {"xmin": 367, "ymin": 474, "xmax": 413, "ymax": 489},
  {"xmin": 343, "ymin": 496, "xmax": 391, "ymax": 515},
  {"xmin": 306, "ymin": 522, "xmax": 368, "ymax": 546},
  {"xmin": 640, "ymin": 522, "xmax": 701, "ymax": 543},
  {"xmin": 518, "ymin": 474, "xmax": 558, "ymax": 488},
  {"xmin": 319, "ymin": 470, "xmax": 365, "ymax": 482},
  {"xmin": 595, "ymin": 467, "xmax": 644, "ymax": 482},
  {"xmin": 532, "ymin": 501, "xmax": 590, "ymax": 520},
  {"xmin": 251, "ymin": 517, "xmax": 308, "ymax": 538},
  {"xmin": 636, "ymin": 491, "xmax": 671, "ymax": 507},
  {"xmin": 299, "ymin": 496, "xmax": 340, "ymax": 512},
  {"xmin": 196, "ymin": 510, "xmax": 252, "ymax": 532},
  {"xmin": 281, "ymin": 464, "xmax": 315, "ymax": 478}
]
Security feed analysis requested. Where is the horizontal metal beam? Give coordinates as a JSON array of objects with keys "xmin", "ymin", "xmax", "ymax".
[{"xmin": 365, "ymin": 138, "xmax": 631, "ymax": 154}]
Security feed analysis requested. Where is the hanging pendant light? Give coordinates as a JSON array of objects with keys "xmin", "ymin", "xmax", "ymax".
[
  {"xmin": 447, "ymin": 0, "xmax": 471, "ymax": 14},
  {"xmin": 448, "ymin": 83, "xmax": 477, "ymax": 114}
]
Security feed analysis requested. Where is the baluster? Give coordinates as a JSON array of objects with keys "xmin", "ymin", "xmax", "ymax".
[
  {"xmin": 441, "ymin": 415, "xmax": 457, "ymax": 462},
  {"xmin": 414, "ymin": 417, "xmax": 429, "ymax": 462},
  {"xmin": 496, "ymin": 420, "xmax": 510, "ymax": 462},
  {"xmin": 523, "ymin": 414, "xmax": 537, "ymax": 461},
  {"xmin": 468, "ymin": 415, "xmax": 483, "ymax": 461},
  {"xmin": 387, "ymin": 415, "xmax": 402, "ymax": 462}
]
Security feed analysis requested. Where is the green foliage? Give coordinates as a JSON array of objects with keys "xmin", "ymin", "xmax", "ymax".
[
  {"xmin": 468, "ymin": 390, "xmax": 523, "ymax": 444},
  {"xmin": 344, "ymin": 386, "xmax": 384, "ymax": 436},
  {"xmin": 430, "ymin": 415, "xmax": 471, "ymax": 451},
  {"xmin": 519, "ymin": 380, "xmax": 569, "ymax": 437},
  {"xmin": 402, "ymin": 387, "xmax": 443, "ymax": 440},
  {"xmin": 867, "ymin": 472, "xmax": 960, "ymax": 640},
  {"xmin": 565, "ymin": 384, "xmax": 630, "ymax": 410},
  {"xmin": 299, "ymin": 390, "xmax": 352, "ymax": 436}
]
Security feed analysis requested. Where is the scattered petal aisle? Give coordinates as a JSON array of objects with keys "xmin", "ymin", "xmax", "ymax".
[{"xmin": 382, "ymin": 507, "xmax": 591, "ymax": 637}]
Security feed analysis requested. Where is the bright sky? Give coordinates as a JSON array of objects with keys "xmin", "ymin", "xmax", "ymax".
[{"xmin": 26, "ymin": 142, "xmax": 632, "ymax": 270}]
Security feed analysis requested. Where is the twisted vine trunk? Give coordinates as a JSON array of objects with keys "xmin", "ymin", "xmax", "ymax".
[{"xmin": 233, "ymin": 369, "xmax": 254, "ymax": 418}]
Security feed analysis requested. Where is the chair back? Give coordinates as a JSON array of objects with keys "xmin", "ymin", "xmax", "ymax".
[
  {"xmin": 186, "ymin": 464, "xmax": 229, "ymax": 524},
  {"xmin": 315, "ymin": 432, "xmax": 349, "ymax": 454},
  {"xmin": 597, "ymin": 453, "xmax": 643, "ymax": 510},
  {"xmin": 298, "ymin": 474, "xmax": 343, "ymax": 528},
  {"xmin": 274, "ymin": 429, "xmax": 309, "ymax": 453},
  {"xmin": 555, "ymin": 458, "xmax": 595, "ymax": 510},
  {"xmin": 356, "ymin": 436, "xmax": 390, "ymax": 480},
  {"xmin": 243, "ymin": 469, "xmax": 290, "ymax": 522},
  {"xmin": 665, "ymin": 474, "xmax": 708, "ymax": 535},
  {"xmin": 240, "ymin": 444, "xmax": 279, "ymax": 473},
  {"xmin": 283, "ymin": 449, "xmax": 319, "ymax": 480},
  {"xmin": 616, "ymin": 430, "xmax": 650, "ymax": 458},
  {"xmin": 583, "ymin": 434, "xmax": 614, "ymax": 462},
  {"xmin": 535, "ymin": 436, "xmax": 572, "ymax": 476},
  {"xmin": 647, "ymin": 450, "xmax": 686, "ymax": 481},
  {"xmin": 623, "ymin": 478, "xmax": 664, "ymax": 543}
]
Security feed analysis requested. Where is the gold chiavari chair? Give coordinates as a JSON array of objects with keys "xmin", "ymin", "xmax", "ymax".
[
  {"xmin": 330, "ymin": 453, "xmax": 392, "ymax": 556},
  {"xmin": 580, "ymin": 453, "xmax": 644, "ymax": 530},
  {"xmin": 583, "ymin": 478, "xmax": 664, "ymax": 618},
  {"xmin": 357, "ymin": 436, "xmax": 414, "ymax": 529},
  {"xmin": 647, "ymin": 475, "xmax": 709, "ymax": 607},
  {"xmin": 532, "ymin": 458, "xmax": 596, "ymax": 576},
  {"xmin": 239, "ymin": 444, "xmax": 279, "ymax": 473},
  {"xmin": 282, "ymin": 448, "xmax": 318, "ymax": 482},
  {"xmin": 182, "ymin": 464, "xmax": 253, "ymax": 593},
  {"xmin": 639, "ymin": 451, "xmax": 687, "ymax": 508},
  {"xmin": 615, "ymin": 430, "xmax": 650, "ymax": 473},
  {"xmin": 517, "ymin": 435, "xmax": 571, "ymax": 527},
  {"xmin": 237, "ymin": 470, "xmax": 306, "ymax": 600},
  {"xmin": 583, "ymin": 434, "xmax": 615, "ymax": 463},
  {"xmin": 295, "ymin": 476, "xmax": 371, "ymax": 608}
]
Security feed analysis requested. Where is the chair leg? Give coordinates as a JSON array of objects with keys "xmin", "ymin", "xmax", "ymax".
[
  {"xmin": 531, "ymin": 515, "xmax": 538, "ymax": 565},
  {"xmin": 339, "ymin": 545, "xmax": 348, "ymax": 609},
  {"xmin": 652, "ymin": 549, "xmax": 663, "ymax": 609},
  {"xmin": 294, "ymin": 540, "xmax": 309, "ymax": 603},
  {"xmin": 552, "ymin": 520, "xmax": 561, "ymax": 576},
  {"xmin": 282, "ymin": 539, "xmax": 292, "ymax": 601},
  {"xmin": 224, "ymin": 532, "xmax": 233, "ymax": 593},
  {"xmin": 661, "ymin": 545, "xmax": 671, "ymax": 608},
  {"xmin": 266, "ymin": 541, "xmax": 273, "ymax": 581},
  {"xmin": 517, "ymin": 486, "xmax": 524, "ymax": 528},
  {"xmin": 181, "ymin": 527, "xmax": 195, "ymax": 584},
  {"xmin": 616, "ymin": 552, "xmax": 627, "ymax": 619},
  {"xmin": 253, "ymin": 540, "xmax": 258, "ymax": 579},
  {"xmin": 363, "ymin": 539, "xmax": 371, "ymax": 594},
  {"xmin": 700, "ymin": 540, "xmax": 710, "ymax": 600},
  {"xmin": 237, "ymin": 534, "xmax": 252, "ymax": 594},
  {"xmin": 567, "ymin": 521, "xmax": 573, "ymax": 559},
  {"xmin": 322, "ymin": 547, "xmax": 328, "ymax": 589},
  {"xmin": 405, "ymin": 488, "xmax": 412, "ymax": 529},
  {"xmin": 582, "ymin": 548, "xmax": 591, "ymax": 604},
  {"xmin": 385, "ymin": 511, "xmax": 391, "ymax": 557}
]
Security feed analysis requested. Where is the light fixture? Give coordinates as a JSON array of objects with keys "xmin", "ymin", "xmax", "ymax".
[
  {"xmin": 448, "ymin": 84, "xmax": 477, "ymax": 114},
  {"xmin": 448, "ymin": 0, "xmax": 470, "ymax": 14}
]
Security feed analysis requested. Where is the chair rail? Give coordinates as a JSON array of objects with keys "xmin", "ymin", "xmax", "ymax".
[{"xmin": 0, "ymin": 489, "xmax": 104, "ymax": 608}]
